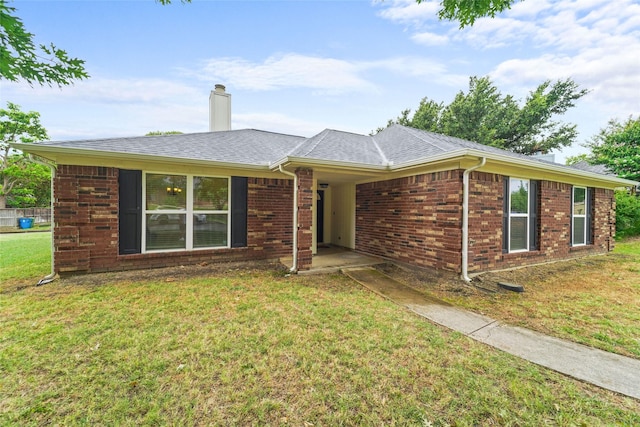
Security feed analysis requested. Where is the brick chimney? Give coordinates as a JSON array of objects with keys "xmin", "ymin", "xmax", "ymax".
[{"xmin": 209, "ymin": 84, "xmax": 231, "ymax": 132}]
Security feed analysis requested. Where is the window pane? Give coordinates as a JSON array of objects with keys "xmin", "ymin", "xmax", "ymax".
[
  {"xmin": 573, "ymin": 187, "xmax": 586, "ymax": 215},
  {"xmin": 193, "ymin": 177, "xmax": 228, "ymax": 211},
  {"xmin": 193, "ymin": 214, "xmax": 228, "ymax": 248},
  {"xmin": 510, "ymin": 217, "xmax": 528, "ymax": 251},
  {"xmin": 146, "ymin": 174, "xmax": 186, "ymax": 210},
  {"xmin": 146, "ymin": 213, "xmax": 186, "ymax": 250},
  {"xmin": 573, "ymin": 217, "xmax": 586, "ymax": 245},
  {"xmin": 510, "ymin": 178, "xmax": 529, "ymax": 214}
]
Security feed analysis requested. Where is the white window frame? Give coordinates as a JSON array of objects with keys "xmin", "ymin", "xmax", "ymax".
[
  {"xmin": 572, "ymin": 186, "xmax": 587, "ymax": 247},
  {"xmin": 142, "ymin": 172, "xmax": 231, "ymax": 253},
  {"xmin": 508, "ymin": 178, "xmax": 530, "ymax": 253}
]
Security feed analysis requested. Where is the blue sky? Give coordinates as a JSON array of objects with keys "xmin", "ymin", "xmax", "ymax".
[{"xmin": 3, "ymin": 0, "xmax": 640, "ymax": 162}]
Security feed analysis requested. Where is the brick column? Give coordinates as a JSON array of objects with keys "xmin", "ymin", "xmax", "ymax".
[
  {"xmin": 296, "ymin": 168, "xmax": 313, "ymax": 271},
  {"xmin": 54, "ymin": 165, "xmax": 119, "ymax": 273}
]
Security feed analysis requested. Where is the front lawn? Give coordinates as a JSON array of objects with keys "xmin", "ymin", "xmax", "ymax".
[{"xmin": 1, "ymin": 233, "xmax": 639, "ymax": 424}]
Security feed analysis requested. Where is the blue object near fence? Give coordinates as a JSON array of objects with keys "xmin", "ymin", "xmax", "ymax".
[{"xmin": 18, "ymin": 217, "xmax": 34, "ymax": 229}]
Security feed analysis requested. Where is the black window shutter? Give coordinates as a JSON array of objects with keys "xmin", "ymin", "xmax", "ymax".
[
  {"xmin": 529, "ymin": 180, "xmax": 539, "ymax": 251},
  {"xmin": 231, "ymin": 176, "xmax": 248, "ymax": 248},
  {"xmin": 586, "ymin": 187, "xmax": 594, "ymax": 245},
  {"xmin": 502, "ymin": 176, "xmax": 509, "ymax": 253},
  {"xmin": 118, "ymin": 169, "xmax": 142, "ymax": 255}
]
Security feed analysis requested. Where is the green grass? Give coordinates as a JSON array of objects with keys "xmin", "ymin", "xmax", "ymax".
[
  {"xmin": 1, "ymin": 233, "xmax": 639, "ymax": 424},
  {"xmin": 0, "ymin": 232, "xmax": 51, "ymax": 284},
  {"xmin": 415, "ymin": 238, "xmax": 640, "ymax": 359},
  {"xmin": 614, "ymin": 237, "xmax": 640, "ymax": 256},
  {"xmin": 2, "ymin": 271, "xmax": 639, "ymax": 425}
]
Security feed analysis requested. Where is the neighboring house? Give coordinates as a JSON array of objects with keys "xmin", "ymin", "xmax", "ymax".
[{"xmin": 13, "ymin": 86, "xmax": 638, "ymax": 280}]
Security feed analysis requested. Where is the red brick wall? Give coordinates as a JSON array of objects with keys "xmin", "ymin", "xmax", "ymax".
[
  {"xmin": 53, "ymin": 166, "xmax": 293, "ymax": 274},
  {"xmin": 467, "ymin": 173, "xmax": 615, "ymax": 272},
  {"xmin": 356, "ymin": 170, "xmax": 616, "ymax": 275},
  {"xmin": 356, "ymin": 171, "xmax": 464, "ymax": 271},
  {"xmin": 54, "ymin": 165, "xmax": 120, "ymax": 273},
  {"xmin": 247, "ymin": 177, "xmax": 294, "ymax": 257},
  {"xmin": 295, "ymin": 168, "xmax": 314, "ymax": 270}
]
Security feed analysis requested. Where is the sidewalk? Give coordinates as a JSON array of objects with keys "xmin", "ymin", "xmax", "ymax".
[{"xmin": 343, "ymin": 267, "xmax": 640, "ymax": 400}]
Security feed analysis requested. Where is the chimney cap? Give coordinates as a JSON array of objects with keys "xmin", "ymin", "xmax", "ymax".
[{"xmin": 214, "ymin": 84, "xmax": 226, "ymax": 93}]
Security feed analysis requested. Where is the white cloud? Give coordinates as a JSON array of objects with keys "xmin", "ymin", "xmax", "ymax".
[
  {"xmin": 376, "ymin": 0, "xmax": 440, "ymax": 25},
  {"xmin": 233, "ymin": 112, "xmax": 327, "ymax": 137},
  {"xmin": 181, "ymin": 53, "xmax": 463, "ymax": 94},
  {"xmin": 411, "ymin": 31, "xmax": 449, "ymax": 46},
  {"xmin": 506, "ymin": 0, "xmax": 552, "ymax": 18},
  {"xmin": 3, "ymin": 77, "xmax": 202, "ymax": 105},
  {"xmin": 185, "ymin": 54, "xmax": 376, "ymax": 94}
]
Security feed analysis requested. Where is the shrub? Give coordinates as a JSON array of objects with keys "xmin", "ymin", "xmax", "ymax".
[{"xmin": 615, "ymin": 189, "xmax": 640, "ymax": 238}]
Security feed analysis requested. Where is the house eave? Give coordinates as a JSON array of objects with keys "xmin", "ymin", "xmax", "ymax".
[
  {"xmin": 391, "ymin": 148, "xmax": 637, "ymax": 188},
  {"xmin": 11, "ymin": 143, "xmax": 273, "ymax": 172},
  {"xmin": 270, "ymin": 156, "xmax": 389, "ymax": 174}
]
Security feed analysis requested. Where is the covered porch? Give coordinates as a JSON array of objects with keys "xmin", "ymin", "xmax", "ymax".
[{"xmin": 280, "ymin": 245, "xmax": 384, "ymax": 275}]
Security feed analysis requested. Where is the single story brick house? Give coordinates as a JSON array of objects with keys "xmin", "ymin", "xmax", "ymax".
[{"xmin": 14, "ymin": 86, "xmax": 638, "ymax": 281}]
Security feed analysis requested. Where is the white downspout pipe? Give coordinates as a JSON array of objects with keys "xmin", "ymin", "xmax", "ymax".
[
  {"xmin": 29, "ymin": 155, "xmax": 57, "ymax": 286},
  {"xmin": 279, "ymin": 165, "xmax": 298, "ymax": 272},
  {"xmin": 461, "ymin": 157, "xmax": 486, "ymax": 283}
]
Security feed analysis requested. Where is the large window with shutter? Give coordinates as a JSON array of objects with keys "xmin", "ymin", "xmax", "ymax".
[{"xmin": 118, "ymin": 170, "xmax": 247, "ymax": 254}]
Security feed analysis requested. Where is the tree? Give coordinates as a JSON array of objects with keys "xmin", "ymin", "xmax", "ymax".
[
  {"xmin": 0, "ymin": 0, "xmax": 88, "ymax": 86},
  {"xmin": 614, "ymin": 189, "xmax": 640, "ymax": 238},
  {"xmin": 586, "ymin": 117, "xmax": 640, "ymax": 182},
  {"xmin": 159, "ymin": 0, "xmax": 520, "ymax": 28},
  {"xmin": 3, "ymin": 153, "xmax": 50, "ymax": 208},
  {"xmin": 0, "ymin": 102, "xmax": 49, "ymax": 208},
  {"xmin": 379, "ymin": 76, "xmax": 588, "ymax": 155},
  {"xmin": 430, "ymin": 0, "xmax": 519, "ymax": 28}
]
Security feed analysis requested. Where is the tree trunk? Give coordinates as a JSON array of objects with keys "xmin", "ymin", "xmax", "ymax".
[{"xmin": 0, "ymin": 194, "xmax": 6, "ymax": 209}]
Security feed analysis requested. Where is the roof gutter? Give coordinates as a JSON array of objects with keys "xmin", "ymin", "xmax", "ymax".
[
  {"xmin": 270, "ymin": 156, "xmax": 389, "ymax": 174},
  {"xmin": 461, "ymin": 157, "xmax": 486, "ymax": 283},
  {"xmin": 391, "ymin": 149, "xmax": 638, "ymax": 188},
  {"xmin": 278, "ymin": 165, "xmax": 298, "ymax": 273},
  {"xmin": 28, "ymin": 155, "xmax": 57, "ymax": 286}
]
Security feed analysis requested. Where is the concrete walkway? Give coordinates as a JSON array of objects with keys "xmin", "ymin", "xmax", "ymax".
[{"xmin": 343, "ymin": 267, "xmax": 640, "ymax": 400}]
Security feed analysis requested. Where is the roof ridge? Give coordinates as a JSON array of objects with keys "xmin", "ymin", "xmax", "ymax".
[
  {"xmin": 370, "ymin": 133, "xmax": 390, "ymax": 166},
  {"xmin": 292, "ymin": 129, "xmax": 330, "ymax": 157}
]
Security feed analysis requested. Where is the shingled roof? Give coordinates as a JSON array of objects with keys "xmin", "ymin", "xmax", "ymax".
[{"xmin": 14, "ymin": 124, "xmax": 637, "ymax": 186}]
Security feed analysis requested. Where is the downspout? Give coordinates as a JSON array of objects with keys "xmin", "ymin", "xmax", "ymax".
[
  {"xmin": 28, "ymin": 155, "xmax": 57, "ymax": 286},
  {"xmin": 461, "ymin": 157, "xmax": 486, "ymax": 283},
  {"xmin": 278, "ymin": 165, "xmax": 298, "ymax": 272}
]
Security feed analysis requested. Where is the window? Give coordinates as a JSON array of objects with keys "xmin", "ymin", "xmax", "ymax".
[
  {"xmin": 508, "ymin": 178, "xmax": 529, "ymax": 252},
  {"xmin": 572, "ymin": 186, "xmax": 593, "ymax": 246},
  {"xmin": 503, "ymin": 177, "xmax": 539, "ymax": 253},
  {"xmin": 144, "ymin": 173, "xmax": 229, "ymax": 251}
]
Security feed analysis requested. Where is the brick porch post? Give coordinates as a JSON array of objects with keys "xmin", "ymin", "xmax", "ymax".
[{"xmin": 296, "ymin": 167, "xmax": 313, "ymax": 271}]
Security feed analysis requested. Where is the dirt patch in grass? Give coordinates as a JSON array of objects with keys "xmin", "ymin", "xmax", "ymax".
[
  {"xmin": 380, "ymin": 252, "xmax": 640, "ymax": 359},
  {"xmin": 58, "ymin": 259, "xmax": 287, "ymax": 287}
]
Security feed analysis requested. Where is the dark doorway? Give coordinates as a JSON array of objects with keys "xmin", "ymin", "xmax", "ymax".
[{"xmin": 317, "ymin": 190, "xmax": 324, "ymax": 243}]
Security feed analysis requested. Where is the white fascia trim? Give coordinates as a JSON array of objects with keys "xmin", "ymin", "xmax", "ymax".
[
  {"xmin": 391, "ymin": 148, "xmax": 639, "ymax": 187},
  {"xmin": 270, "ymin": 156, "xmax": 389, "ymax": 173}
]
